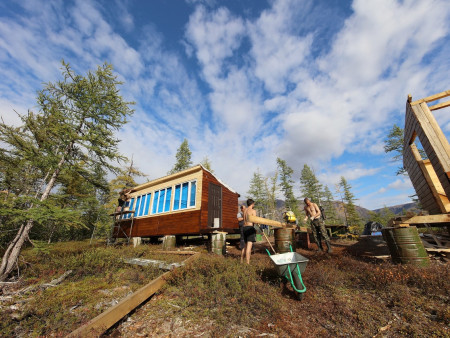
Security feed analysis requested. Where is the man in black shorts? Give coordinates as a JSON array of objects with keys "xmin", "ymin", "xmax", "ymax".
[{"xmin": 243, "ymin": 199, "xmax": 257, "ymax": 264}]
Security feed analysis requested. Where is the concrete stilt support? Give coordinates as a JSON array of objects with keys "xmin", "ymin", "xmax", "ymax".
[
  {"xmin": 210, "ymin": 232, "xmax": 227, "ymax": 255},
  {"xmin": 162, "ymin": 235, "xmax": 176, "ymax": 250},
  {"xmin": 132, "ymin": 237, "xmax": 142, "ymax": 247}
]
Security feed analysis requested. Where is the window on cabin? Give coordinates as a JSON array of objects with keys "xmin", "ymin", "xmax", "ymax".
[
  {"xmin": 142, "ymin": 193, "xmax": 151, "ymax": 216},
  {"xmin": 124, "ymin": 198, "xmax": 135, "ymax": 219},
  {"xmin": 152, "ymin": 187, "xmax": 173, "ymax": 214},
  {"xmin": 173, "ymin": 180, "xmax": 197, "ymax": 211},
  {"xmin": 136, "ymin": 193, "xmax": 151, "ymax": 217}
]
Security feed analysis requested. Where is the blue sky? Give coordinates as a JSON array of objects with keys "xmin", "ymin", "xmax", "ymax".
[{"xmin": 1, "ymin": 0, "xmax": 449, "ymax": 210}]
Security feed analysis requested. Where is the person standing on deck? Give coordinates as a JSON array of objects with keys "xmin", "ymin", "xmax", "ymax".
[
  {"xmin": 237, "ymin": 205, "xmax": 246, "ymax": 263},
  {"xmin": 303, "ymin": 198, "xmax": 332, "ymax": 253},
  {"xmin": 243, "ymin": 199, "xmax": 257, "ymax": 264}
]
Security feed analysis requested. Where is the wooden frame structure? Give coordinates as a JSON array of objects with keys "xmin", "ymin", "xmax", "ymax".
[
  {"xmin": 112, "ymin": 165, "xmax": 240, "ymax": 238},
  {"xmin": 401, "ymin": 90, "xmax": 450, "ymax": 232}
]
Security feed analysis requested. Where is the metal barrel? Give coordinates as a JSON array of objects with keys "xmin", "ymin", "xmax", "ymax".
[
  {"xmin": 162, "ymin": 235, "xmax": 176, "ymax": 250},
  {"xmin": 382, "ymin": 226, "xmax": 429, "ymax": 267},
  {"xmin": 210, "ymin": 232, "xmax": 227, "ymax": 255},
  {"xmin": 274, "ymin": 228, "xmax": 296, "ymax": 253}
]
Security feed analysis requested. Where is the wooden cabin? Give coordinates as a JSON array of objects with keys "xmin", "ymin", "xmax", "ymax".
[{"xmin": 112, "ymin": 165, "xmax": 240, "ymax": 239}]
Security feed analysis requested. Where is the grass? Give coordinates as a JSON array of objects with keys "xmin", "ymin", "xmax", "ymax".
[
  {"xmin": 1, "ymin": 239, "xmax": 449, "ymax": 337},
  {"xmin": 117, "ymin": 241, "xmax": 449, "ymax": 337},
  {"xmin": 0, "ymin": 240, "xmax": 176, "ymax": 336}
]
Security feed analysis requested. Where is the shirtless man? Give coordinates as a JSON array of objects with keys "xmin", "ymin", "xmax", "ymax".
[
  {"xmin": 303, "ymin": 198, "xmax": 332, "ymax": 253},
  {"xmin": 243, "ymin": 199, "xmax": 257, "ymax": 264}
]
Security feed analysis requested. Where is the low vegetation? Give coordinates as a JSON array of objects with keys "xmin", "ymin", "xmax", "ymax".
[
  {"xmin": 115, "ymin": 241, "xmax": 449, "ymax": 337},
  {"xmin": 1, "ymin": 240, "xmax": 448, "ymax": 337},
  {"xmin": 0, "ymin": 241, "xmax": 177, "ymax": 336}
]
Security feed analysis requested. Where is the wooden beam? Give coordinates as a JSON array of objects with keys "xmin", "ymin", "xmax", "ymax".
[
  {"xmin": 247, "ymin": 215, "xmax": 293, "ymax": 228},
  {"xmin": 157, "ymin": 250, "xmax": 197, "ymax": 255},
  {"xmin": 410, "ymin": 90, "xmax": 450, "ymax": 105},
  {"xmin": 399, "ymin": 214, "xmax": 450, "ymax": 224},
  {"xmin": 68, "ymin": 252, "xmax": 201, "ymax": 337},
  {"xmin": 429, "ymin": 100, "xmax": 450, "ymax": 111}
]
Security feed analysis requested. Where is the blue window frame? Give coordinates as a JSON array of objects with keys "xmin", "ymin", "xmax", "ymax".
[
  {"xmin": 135, "ymin": 196, "xmax": 142, "ymax": 217},
  {"xmin": 152, "ymin": 187, "xmax": 173, "ymax": 214},
  {"xmin": 135, "ymin": 193, "xmax": 152, "ymax": 217},
  {"xmin": 173, "ymin": 180, "xmax": 196, "ymax": 211},
  {"xmin": 190, "ymin": 181, "xmax": 196, "ymax": 207},
  {"xmin": 152, "ymin": 191, "xmax": 159, "ymax": 214},
  {"xmin": 124, "ymin": 198, "xmax": 135, "ymax": 219},
  {"xmin": 143, "ymin": 193, "xmax": 151, "ymax": 216},
  {"xmin": 157, "ymin": 189, "xmax": 166, "ymax": 213},
  {"xmin": 173, "ymin": 185, "xmax": 181, "ymax": 211},
  {"xmin": 165, "ymin": 187, "xmax": 172, "ymax": 212}
]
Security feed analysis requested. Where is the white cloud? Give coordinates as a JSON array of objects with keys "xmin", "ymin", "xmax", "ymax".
[
  {"xmin": 248, "ymin": 0, "xmax": 313, "ymax": 94},
  {"xmin": 318, "ymin": 163, "xmax": 381, "ymax": 188}
]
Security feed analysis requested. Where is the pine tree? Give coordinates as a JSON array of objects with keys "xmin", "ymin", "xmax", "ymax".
[
  {"xmin": 168, "ymin": 139, "xmax": 193, "ymax": 174},
  {"xmin": 299, "ymin": 164, "xmax": 322, "ymax": 204},
  {"xmin": 338, "ymin": 176, "xmax": 362, "ymax": 233},
  {"xmin": 322, "ymin": 185, "xmax": 341, "ymax": 225},
  {"xmin": 0, "ymin": 61, "xmax": 133, "ymax": 281},
  {"xmin": 276, "ymin": 158, "xmax": 299, "ymax": 217}
]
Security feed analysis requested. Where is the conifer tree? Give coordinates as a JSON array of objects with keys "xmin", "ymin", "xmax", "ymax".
[
  {"xmin": 276, "ymin": 158, "xmax": 299, "ymax": 216},
  {"xmin": 168, "ymin": 139, "xmax": 193, "ymax": 174},
  {"xmin": 322, "ymin": 185, "xmax": 341, "ymax": 225},
  {"xmin": 247, "ymin": 169, "xmax": 268, "ymax": 216},
  {"xmin": 265, "ymin": 170, "xmax": 279, "ymax": 219},
  {"xmin": 299, "ymin": 164, "xmax": 322, "ymax": 203},
  {"xmin": 200, "ymin": 156, "xmax": 213, "ymax": 173},
  {"xmin": 338, "ymin": 176, "xmax": 362, "ymax": 233},
  {"xmin": 384, "ymin": 124, "xmax": 406, "ymax": 176},
  {"xmin": 0, "ymin": 61, "xmax": 133, "ymax": 281}
]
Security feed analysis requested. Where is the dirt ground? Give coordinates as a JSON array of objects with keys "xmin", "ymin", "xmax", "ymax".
[{"xmin": 107, "ymin": 237, "xmax": 449, "ymax": 337}]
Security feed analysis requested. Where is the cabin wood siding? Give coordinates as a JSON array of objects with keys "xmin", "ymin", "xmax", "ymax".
[
  {"xmin": 403, "ymin": 94, "xmax": 450, "ymax": 215},
  {"xmin": 200, "ymin": 170, "xmax": 239, "ymax": 231}
]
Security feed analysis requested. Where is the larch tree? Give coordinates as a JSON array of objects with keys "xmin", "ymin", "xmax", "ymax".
[
  {"xmin": 299, "ymin": 164, "xmax": 322, "ymax": 204},
  {"xmin": 276, "ymin": 158, "xmax": 299, "ymax": 217},
  {"xmin": 338, "ymin": 176, "xmax": 362, "ymax": 233},
  {"xmin": 200, "ymin": 156, "xmax": 213, "ymax": 173},
  {"xmin": 322, "ymin": 185, "xmax": 341, "ymax": 225},
  {"xmin": 0, "ymin": 61, "xmax": 134, "ymax": 281},
  {"xmin": 247, "ymin": 168, "xmax": 268, "ymax": 216},
  {"xmin": 168, "ymin": 139, "xmax": 193, "ymax": 174},
  {"xmin": 384, "ymin": 124, "xmax": 406, "ymax": 176},
  {"xmin": 265, "ymin": 170, "xmax": 279, "ymax": 219}
]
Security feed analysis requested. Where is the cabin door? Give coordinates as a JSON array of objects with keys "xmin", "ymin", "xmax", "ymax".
[{"xmin": 208, "ymin": 183, "xmax": 222, "ymax": 227}]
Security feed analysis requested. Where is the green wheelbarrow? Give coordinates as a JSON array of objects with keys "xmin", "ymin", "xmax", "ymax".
[{"xmin": 266, "ymin": 245, "xmax": 308, "ymax": 300}]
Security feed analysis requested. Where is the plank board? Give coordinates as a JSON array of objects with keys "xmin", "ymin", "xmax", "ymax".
[{"xmin": 68, "ymin": 252, "xmax": 201, "ymax": 337}]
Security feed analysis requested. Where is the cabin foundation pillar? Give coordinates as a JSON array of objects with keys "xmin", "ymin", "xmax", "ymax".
[
  {"xmin": 132, "ymin": 237, "xmax": 142, "ymax": 247},
  {"xmin": 210, "ymin": 232, "xmax": 227, "ymax": 255},
  {"xmin": 162, "ymin": 235, "xmax": 176, "ymax": 250}
]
